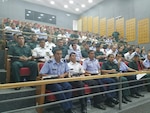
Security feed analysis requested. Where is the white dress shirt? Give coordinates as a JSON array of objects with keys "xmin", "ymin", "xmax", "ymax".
[
  {"xmin": 68, "ymin": 61, "xmax": 85, "ymax": 76},
  {"xmin": 45, "ymin": 41, "xmax": 56, "ymax": 50},
  {"xmin": 32, "ymin": 47, "xmax": 53, "ymax": 62},
  {"xmin": 124, "ymin": 52, "xmax": 133, "ymax": 61},
  {"xmin": 143, "ymin": 58, "xmax": 150, "ymax": 69}
]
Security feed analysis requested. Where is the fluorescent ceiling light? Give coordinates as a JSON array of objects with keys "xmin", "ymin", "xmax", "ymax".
[
  {"xmin": 49, "ymin": 19, "xmax": 52, "ymax": 21},
  {"xmin": 38, "ymin": 17, "xmax": 41, "ymax": 19},
  {"xmin": 81, "ymin": 4, "xmax": 85, "ymax": 8},
  {"xmin": 50, "ymin": 1, "xmax": 55, "ymax": 5},
  {"xmin": 40, "ymin": 14, "xmax": 44, "ymax": 16},
  {"xmin": 69, "ymin": 0, "xmax": 74, "ymax": 4},
  {"xmin": 26, "ymin": 14, "xmax": 29, "ymax": 16},
  {"xmin": 88, "ymin": 0, "xmax": 93, "ymax": 3},
  {"xmin": 66, "ymin": 13, "xmax": 71, "ymax": 16},
  {"xmin": 28, "ymin": 11, "xmax": 31, "ymax": 13},
  {"xmin": 75, "ymin": 8, "xmax": 79, "ymax": 11},
  {"xmin": 52, "ymin": 16, "xmax": 55, "ymax": 18},
  {"xmin": 64, "ymin": 5, "xmax": 68, "ymax": 8}
]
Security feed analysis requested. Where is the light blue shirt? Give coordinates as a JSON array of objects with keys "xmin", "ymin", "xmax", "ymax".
[
  {"xmin": 143, "ymin": 59, "xmax": 150, "ymax": 68},
  {"xmin": 39, "ymin": 58, "xmax": 69, "ymax": 76},
  {"xmin": 83, "ymin": 58, "xmax": 100, "ymax": 74},
  {"xmin": 114, "ymin": 59, "xmax": 128, "ymax": 72}
]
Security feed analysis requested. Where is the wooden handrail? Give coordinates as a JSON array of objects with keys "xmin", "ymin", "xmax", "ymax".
[{"xmin": 0, "ymin": 71, "xmax": 149, "ymax": 89}]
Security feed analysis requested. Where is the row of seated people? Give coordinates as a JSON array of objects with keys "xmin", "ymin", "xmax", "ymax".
[
  {"xmin": 3, "ymin": 18, "xmax": 123, "ymax": 46},
  {"xmin": 7, "ymin": 35, "xmax": 150, "ymax": 113},
  {"xmin": 7, "ymin": 33, "xmax": 147, "ymax": 63}
]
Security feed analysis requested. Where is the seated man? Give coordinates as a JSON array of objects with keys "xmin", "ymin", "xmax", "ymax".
[
  {"xmin": 68, "ymin": 43, "xmax": 82, "ymax": 62},
  {"xmin": 143, "ymin": 53, "xmax": 150, "ymax": 92},
  {"xmin": 101, "ymin": 54, "xmax": 120, "ymax": 106},
  {"xmin": 68, "ymin": 52, "xmax": 87, "ymax": 113},
  {"xmin": 129, "ymin": 54, "xmax": 150, "ymax": 93},
  {"xmin": 8, "ymin": 35, "xmax": 38, "ymax": 89},
  {"xmin": 32, "ymin": 39, "xmax": 53, "ymax": 62},
  {"xmin": 114, "ymin": 53, "xmax": 137, "ymax": 103},
  {"xmin": 83, "ymin": 50, "xmax": 108, "ymax": 108},
  {"xmin": 26, "ymin": 34, "xmax": 39, "ymax": 50},
  {"xmin": 84, "ymin": 51, "xmax": 118, "ymax": 107},
  {"xmin": 39, "ymin": 48, "xmax": 74, "ymax": 113}
]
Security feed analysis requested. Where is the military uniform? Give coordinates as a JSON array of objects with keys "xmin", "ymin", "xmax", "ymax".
[
  {"xmin": 81, "ymin": 49, "xmax": 89, "ymax": 58},
  {"xmin": 95, "ymin": 51, "xmax": 106, "ymax": 62},
  {"xmin": 27, "ymin": 41, "xmax": 39, "ymax": 50},
  {"xmin": 101, "ymin": 61, "xmax": 118, "ymax": 99},
  {"xmin": 129, "ymin": 61, "xmax": 150, "ymax": 92},
  {"xmin": 39, "ymin": 59, "xmax": 73, "ymax": 112},
  {"xmin": 8, "ymin": 44, "xmax": 38, "ymax": 82},
  {"xmin": 7, "ymin": 40, "xmax": 18, "ymax": 48}
]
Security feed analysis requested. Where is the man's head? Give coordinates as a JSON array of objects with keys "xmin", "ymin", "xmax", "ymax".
[
  {"xmin": 112, "ymin": 45, "xmax": 117, "ymax": 52},
  {"xmin": 69, "ymin": 52, "xmax": 76, "ymax": 63},
  {"xmin": 53, "ymin": 48, "xmax": 62, "ymax": 61},
  {"xmin": 72, "ymin": 43, "xmax": 77, "ymax": 50},
  {"xmin": 88, "ymin": 50, "xmax": 95, "ymax": 59},
  {"xmin": 135, "ymin": 47, "xmax": 140, "ymax": 53},
  {"xmin": 133, "ymin": 54, "xmax": 140, "ymax": 62},
  {"xmin": 17, "ymin": 35, "xmax": 25, "ymax": 46},
  {"xmin": 47, "ymin": 36, "xmax": 52, "ymax": 42},
  {"xmin": 84, "ymin": 43, "xmax": 89, "ymax": 50},
  {"xmin": 57, "ymin": 39, "xmax": 64, "ymax": 47},
  {"xmin": 31, "ymin": 34, "xmax": 38, "ymax": 42},
  {"xmin": 128, "ymin": 47, "xmax": 134, "ymax": 54},
  {"xmin": 96, "ymin": 43, "xmax": 100, "ymax": 51},
  {"xmin": 147, "ymin": 53, "xmax": 150, "ymax": 60},
  {"xmin": 116, "ymin": 52, "xmax": 123, "ymax": 61},
  {"xmin": 39, "ymin": 39, "xmax": 45, "ymax": 48},
  {"xmin": 107, "ymin": 54, "xmax": 115, "ymax": 62}
]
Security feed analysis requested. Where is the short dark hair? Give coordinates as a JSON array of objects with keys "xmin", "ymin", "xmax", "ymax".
[
  {"xmin": 88, "ymin": 50, "xmax": 94, "ymax": 54},
  {"xmin": 107, "ymin": 54, "xmax": 114, "ymax": 58},
  {"xmin": 116, "ymin": 52, "xmax": 123, "ymax": 57},
  {"xmin": 39, "ymin": 38, "xmax": 45, "ymax": 42},
  {"xmin": 53, "ymin": 48, "xmax": 62, "ymax": 54},
  {"xmin": 17, "ymin": 35, "xmax": 24, "ymax": 38},
  {"xmin": 128, "ymin": 47, "xmax": 133, "ymax": 52},
  {"xmin": 69, "ymin": 52, "xmax": 76, "ymax": 57}
]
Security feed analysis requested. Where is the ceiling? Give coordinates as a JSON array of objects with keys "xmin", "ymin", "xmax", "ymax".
[{"xmin": 23, "ymin": 0, "xmax": 104, "ymax": 15}]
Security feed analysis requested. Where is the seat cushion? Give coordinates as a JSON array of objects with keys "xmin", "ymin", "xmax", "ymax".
[{"xmin": 20, "ymin": 67, "xmax": 30, "ymax": 76}]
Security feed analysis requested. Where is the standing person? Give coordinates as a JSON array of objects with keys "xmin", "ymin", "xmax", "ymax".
[
  {"xmin": 39, "ymin": 48, "xmax": 74, "ymax": 113},
  {"xmin": 112, "ymin": 30, "xmax": 120, "ymax": 42},
  {"xmin": 8, "ymin": 35, "xmax": 38, "ymax": 89}
]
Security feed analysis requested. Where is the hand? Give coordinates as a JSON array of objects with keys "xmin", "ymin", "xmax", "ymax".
[
  {"xmin": 111, "ymin": 69, "xmax": 117, "ymax": 73},
  {"xmin": 118, "ymin": 58, "xmax": 122, "ymax": 63},
  {"xmin": 19, "ymin": 56, "xmax": 28, "ymax": 61},
  {"xmin": 59, "ymin": 74, "xmax": 65, "ymax": 78}
]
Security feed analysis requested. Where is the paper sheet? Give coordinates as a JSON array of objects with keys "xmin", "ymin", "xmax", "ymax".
[{"xmin": 136, "ymin": 73, "xmax": 146, "ymax": 80}]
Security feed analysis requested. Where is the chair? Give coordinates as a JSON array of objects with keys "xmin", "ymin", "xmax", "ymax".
[
  {"xmin": 38, "ymin": 62, "xmax": 91, "ymax": 102},
  {"xmin": 6, "ymin": 58, "xmax": 31, "ymax": 82},
  {"xmin": 99, "ymin": 62, "xmax": 103, "ymax": 67}
]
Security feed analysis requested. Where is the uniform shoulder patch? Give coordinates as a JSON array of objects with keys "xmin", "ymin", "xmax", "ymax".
[{"xmin": 47, "ymin": 59, "xmax": 53, "ymax": 63}]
